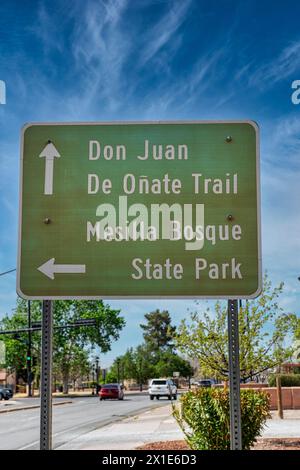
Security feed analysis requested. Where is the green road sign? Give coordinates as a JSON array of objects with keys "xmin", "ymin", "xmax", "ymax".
[{"xmin": 17, "ymin": 121, "xmax": 261, "ymax": 299}]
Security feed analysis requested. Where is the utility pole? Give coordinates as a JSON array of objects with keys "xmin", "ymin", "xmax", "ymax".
[{"xmin": 27, "ymin": 300, "xmax": 32, "ymax": 397}]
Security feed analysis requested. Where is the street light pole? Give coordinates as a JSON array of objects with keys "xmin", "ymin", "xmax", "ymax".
[
  {"xmin": 92, "ymin": 365, "xmax": 95, "ymax": 395},
  {"xmin": 95, "ymin": 356, "xmax": 100, "ymax": 394},
  {"xmin": 138, "ymin": 359, "xmax": 143, "ymax": 392},
  {"xmin": 116, "ymin": 359, "xmax": 120, "ymax": 384}
]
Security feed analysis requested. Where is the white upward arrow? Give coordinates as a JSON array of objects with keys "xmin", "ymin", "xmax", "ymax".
[
  {"xmin": 39, "ymin": 142, "xmax": 61, "ymax": 195},
  {"xmin": 38, "ymin": 258, "xmax": 86, "ymax": 280}
]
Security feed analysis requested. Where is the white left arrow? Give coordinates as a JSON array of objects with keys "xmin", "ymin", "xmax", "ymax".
[
  {"xmin": 39, "ymin": 142, "xmax": 61, "ymax": 195},
  {"xmin": 38, "ymin": 258, "xmax": 86, "ymax": 280}
]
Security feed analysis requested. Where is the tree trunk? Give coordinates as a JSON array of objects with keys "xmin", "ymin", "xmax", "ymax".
[{"xmin": 63, "ymin": 373, "xmax": 69, "ymax": 394}]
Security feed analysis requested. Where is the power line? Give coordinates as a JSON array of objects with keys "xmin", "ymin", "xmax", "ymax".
[{"xmin": 0, "ymin": 268, "xmax": 16, "ymax": 276}]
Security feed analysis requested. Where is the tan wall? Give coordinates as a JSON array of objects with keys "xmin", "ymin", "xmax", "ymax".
[
  {"xmin": 239, "ymin": 383, "xmax": 269, "ymax": 388},
  {"xmin": 262, "ymin": 387, "xmax": 300, "ymax": 410},
  {"xmin": 211, "ymin": 383, "xmax": 300, "ymax": 410}
]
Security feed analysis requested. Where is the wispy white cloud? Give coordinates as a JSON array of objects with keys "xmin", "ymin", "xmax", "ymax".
[
  {"xmin": 263, "ymin": 115, "xmax": 300, "ymax": 168},
  {"xmin": 30, "ymin": 3, "xmax": 64, "ymax": 54},
  {"xmin": 261, "ymin": 121, "xmax": 300, "ymax": 286},
  {"xmin": 69, "ymin": 0, "xmax": 130, "ymax": 113},
  {"xmin": 272, "ymin": 115, "xmax": 300, "ymax": 149},
  {"xmin": 139, "ymin": 0, "xmax": 192, "ymax": 66},
  {"xmin": 248, "ymin": 41, "xmax": 300, "ymax": 89},
  {"xmin": 141, "ymin": 46, "xmax": 230, "ymax": 118}
]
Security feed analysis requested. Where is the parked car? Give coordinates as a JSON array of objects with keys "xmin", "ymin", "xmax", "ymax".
[
  {"xmin": 4, "ymin": 388, "xmax": 13, "ymax": 399},
  {"xmin": 196, "ymin": 379, "xmax": 212, "ymax": 388},
  {"xmin": 148, "ymin": 379, "xmax": 177, "ymax": 400},
  {"xmin": 99, "ymin": 383, "xmax": 124, "ymax": 401},
  {"xmin": 0, "ymin": 387, "xmax": 12, "ymax": 400}
]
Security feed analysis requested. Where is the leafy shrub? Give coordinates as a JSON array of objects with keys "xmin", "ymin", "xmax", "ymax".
[
  {"xmin": 173, "ymin": 388, "xmax": 270, "ymax": 450},
  {"xmin": 268, "ymin": 374, "xmax": 300, "ymax": 387}
]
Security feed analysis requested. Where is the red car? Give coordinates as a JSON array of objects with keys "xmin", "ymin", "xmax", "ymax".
[{"xmin": 99, "ymin": 383, "xmax": 124, "ymax": 401}]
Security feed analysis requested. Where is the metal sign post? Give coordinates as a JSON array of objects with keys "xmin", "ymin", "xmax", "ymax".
[
  {"xmin": 228, "ymin": 299, "xmax": 242, "ymax": 450},
  {"xmin": 27, "ymin": 300, "xmax": 32, "ymax": 397},
  {"xmin": 40, "ymin": 300, "xmax": 53, "ymax": 450}
]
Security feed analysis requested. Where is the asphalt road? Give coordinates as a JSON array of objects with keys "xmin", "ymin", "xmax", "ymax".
[{"xmin": 0, "ymin": 394, "xmax": 170, "ymax": 450}]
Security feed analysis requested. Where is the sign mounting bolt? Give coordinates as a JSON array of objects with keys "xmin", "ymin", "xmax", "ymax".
[
  {"xmin": 226, "ymin": 136, "xmax": 233, "ymax": 143},
  {"xmin": 44, "ymin": 218, "xmax": 51, "ymax": 224},
  {"xmin": 227, "ymin": 214, "xmax": 234, "ymax": 221}
]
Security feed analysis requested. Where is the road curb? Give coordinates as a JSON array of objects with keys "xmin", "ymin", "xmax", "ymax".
[{"xmin": 0, "ymin": 400, "xmax": 73, "ymax": 414}]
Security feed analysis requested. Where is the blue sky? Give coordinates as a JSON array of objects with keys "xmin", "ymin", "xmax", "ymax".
[{"xmin": 0, "ymin": 0, "xmax": 300, "ymax": 367}]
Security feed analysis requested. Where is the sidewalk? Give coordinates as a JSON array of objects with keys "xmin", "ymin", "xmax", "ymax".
[
  {"xmin": 57, "ymin": 404, "xmax": 184, "ymax": 450},
  {"xmin": 56, "ymin": 406, "xmax": 300, "ymax": 450},
  {"xmin": 263, "ymin": 410, "xmax": 300, "ymax": 438}
]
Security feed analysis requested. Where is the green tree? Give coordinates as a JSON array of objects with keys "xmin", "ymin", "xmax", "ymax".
[
  {"xmin": 290, "ymin": 315, "xmax": 300, "ymax": 361},
  {"xmin": 133, "ymin": 345, "xmax": 156, "ymax": 390},
  {"xmin": 107, "ymin": 310, "xmax": 194, "ymax": 386},
  {"xmin": 0, "ymin": 298, "xmax": 125, "ymax": 393},
  {"xmin": 109, "ymin": 346, "xmax": 155, "ymax": 389},
  {"xmin": 175, "ymin": 275, "xmax": 294, "ymax": 381},
  {"xmin": 52, "ymin": 300, "xmax": 124, "ymax": 393},
  {"xmin": 122, "ymin": 348, "xmax": 137, "ymax": 379},
  {"xmin": 155, "ymin": 352, "xmax": 194, "ymax": 378},
  {"xmin": 68, "ymin": 348, "xmax": 91, "ymax": 390},
  {"xmin": 140, "ymin": 309, "xmax": 176, "ymax": 355},
  {"xmin": 0, "ymin": 299, "xmax": 42, "ymax": 384}
]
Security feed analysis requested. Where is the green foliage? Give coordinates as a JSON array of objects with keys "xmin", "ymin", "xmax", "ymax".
[
  {"xmin": 0, "ymin": 299, "xmax": 42, "ymax": 372},
  {"xmin": 104, "ymin": 371, "xmax": 117, "ymax": 383},
  {"xmin": 291, "ymin": 315, "xmax": 300, "ymax": 342},
  {"xmin": 109, "ymin": 346, "xmax": 192, "ymax": 385},
  {"xmin": 289, "ymin": 316, "xmax": 300, "ymax": 361},
  {"xmin": 0, "ymin": 298, "xmax": 125, "ymax": 393},
  {"xmin": 67, "ymin": 348, "xmax": 90, "ymax": 383},
  {"xmin": 173, "ymin": 388, "xmax": 270, "ymax": 450},
  {"xmin": 110, "ymin": 346, "xmax": 156, "ymax": 385},
  {"xmin": 107, "ymin": 310, "xmax": 193, "ymax": 384},
  {"xmin": 268, "ymin": 374, "xmax": 300, "ymax": 387},
  {"xmin": 154, "ymin": 351, "xmax": 193, "ymax": 378},
  {"xmin": 51, "ymin": 299, "xmax": 124, "ymax": 392},
  {"xmin": 140, "ymin": 309, "xmax": 176, "ymax": 355},
  {"xmin": 175, "ymin": 274, "xmax": 295, "ymax": 381}
]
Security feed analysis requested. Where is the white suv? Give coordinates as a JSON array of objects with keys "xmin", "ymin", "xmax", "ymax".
[{"xmin": 148, "ymin": 379, "xmax": 177, "ymax": 400}]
